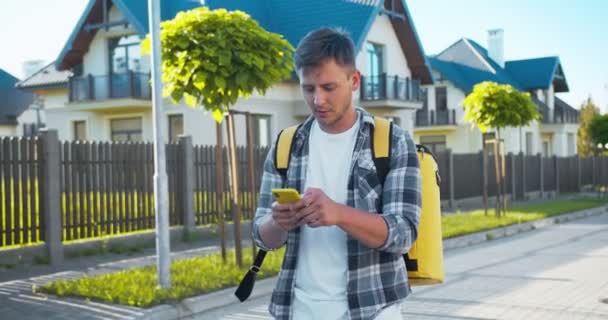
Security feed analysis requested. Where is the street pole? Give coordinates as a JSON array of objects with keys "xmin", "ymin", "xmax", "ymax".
[{"xmin": 148, "ymin": 0, "xmax": 171, "ymax": 288}]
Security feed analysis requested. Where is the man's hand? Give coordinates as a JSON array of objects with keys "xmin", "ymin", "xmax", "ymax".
[
  {"xmin": 271, "ymin": 201, "xmax": 305, "ymax": 231},
  {"xmin": 295, "ymin": 188, "xmax": 342, "ymax": 228}
]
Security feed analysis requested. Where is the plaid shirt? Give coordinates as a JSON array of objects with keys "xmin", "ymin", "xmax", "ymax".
[{"xmin": 252, "ymin": 108, "xmax": 421, "ymax": 320}]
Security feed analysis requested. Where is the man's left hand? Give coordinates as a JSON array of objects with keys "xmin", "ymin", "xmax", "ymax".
[{"xmin": 294, "ymin": 188, "xmax": 342, "ymax": 228}]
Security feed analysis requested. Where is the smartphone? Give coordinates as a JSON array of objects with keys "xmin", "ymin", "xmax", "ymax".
[{"xmin": 271, "ymin": 188, "xmax": 301, "ymax": 204}]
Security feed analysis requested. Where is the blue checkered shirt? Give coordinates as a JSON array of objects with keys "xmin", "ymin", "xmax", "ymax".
[{"xmin": 252, "ymin": 108, "xmax": 421, "ymax": 320}]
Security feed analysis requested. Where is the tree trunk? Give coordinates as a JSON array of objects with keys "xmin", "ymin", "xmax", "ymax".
[
  {"xmin": 225, "ymin": 112, "xmax": 243, "ymax": 267},
  {"xmin": 215, "ymin": 122, "xmax": 227, "ymax": 262},
  {"xmin": 494, "ymin": 130, "xmax": 502, "ymax": 217},
  {"xmin": 245, "ymin": 112, "xmax": 257, "ymax": 259}
]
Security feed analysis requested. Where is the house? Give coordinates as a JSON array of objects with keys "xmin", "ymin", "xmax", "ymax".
[
  {"xmin": 415, "ymin": 29, "xmax": 579, "ymax": 157},
  {"xmin": 17, "ymin": 0, "xmax": 433, "ymax": 146},
  {"xmin": 0, "ymin": 69, "xmax": 34, "ymax": 136},
  {"xmin": 15, "ymin": 62, "xmax": 71, "ymax": 137}
]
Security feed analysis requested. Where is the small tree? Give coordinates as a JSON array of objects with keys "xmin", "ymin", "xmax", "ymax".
[
  {"xmin": 577, "ymin": 97, "xmax": 600, "ymax": 157},
  {"xmin": 463, "ymin": 81, "xmax": 541, "ymax": 216},
  {"xmin": 142, "ymin": 7, "xmax": 294, "ymax": 267},
  {"xmin": 589, "ymin": 114, "xmax": 608, "ymax": 154}
]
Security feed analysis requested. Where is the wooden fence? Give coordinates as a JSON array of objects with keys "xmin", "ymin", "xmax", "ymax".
[{"xmin": 1, "ymin": 130, "xmax": 608, "ymax": 260}]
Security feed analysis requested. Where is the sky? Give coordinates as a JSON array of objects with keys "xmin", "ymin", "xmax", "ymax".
[{"xmin": 1, "ymin": 0, "xmax": 606, "ymax": 113}]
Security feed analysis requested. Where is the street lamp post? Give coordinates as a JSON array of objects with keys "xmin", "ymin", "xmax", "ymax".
[{"xmin": 148, "ymin": 0, "xmax": 171, "ymax": 288}]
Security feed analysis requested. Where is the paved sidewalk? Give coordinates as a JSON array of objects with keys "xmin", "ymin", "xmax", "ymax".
[
  {"xmin": 1, "ymin": 204, "xmax": 607, "ymax": 319},
  {"xmin": 192, "ymin": 211, "xmax": 608, "ymax": 320}
]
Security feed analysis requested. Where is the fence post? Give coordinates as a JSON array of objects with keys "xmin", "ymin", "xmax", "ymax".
[
  {"xmin": 520, "ymin": 152, "xmax": 526, "ymax": 200},
  {"xmin": 539, "ymin": 153, "xmax": 544, "ymax": 199},
  {"xmin": 40, "ymin": 129, "xmax": 64, "ymax": 265},
  {"xmin": 576, "ymin": 155, "xmax": 581, "ymax": 192},
  {"xmin": 179, "ymin": 135, "xmax": 195, "ymax": 234},
  {"xmin": 553, "ymin": 155, "xmax": 559, "ymax": 198},
  {"xmin": 447, "ymin": 149, "xmax": 455, "ymax": 209},
  {"xmin": 509, "ymin": 153, "xmax": 516, "ymax": 202}
]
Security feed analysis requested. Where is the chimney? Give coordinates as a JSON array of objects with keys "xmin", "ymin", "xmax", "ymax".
[{"xmin": 487, "ymin": 29, "xmax": 504, "ymax": 68}]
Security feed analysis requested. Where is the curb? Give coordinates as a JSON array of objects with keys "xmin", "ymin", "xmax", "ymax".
[{"xmin": 137, "ymin": 204, "xmax": 608, "ymax": 319}]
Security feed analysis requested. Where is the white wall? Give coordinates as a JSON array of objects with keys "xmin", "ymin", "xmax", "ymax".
[
  {"xmin": 355, "ymin": 15, "xmax": 411, "ymax": 78},
  {"xmin": 0, "ymin": 125, "xmax": 16, "ymax": 136}
]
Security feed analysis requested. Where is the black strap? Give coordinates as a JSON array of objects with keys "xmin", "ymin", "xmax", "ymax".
[
  {"xmin": 235, "ymin": 249, "xmax": 267, "ymax": 302},
  {"xmin": 403, "ymin": 253, "xmax": 418, "ymax": 272},
  {"xmin": 372, "ymin": 121, "xmax": 393, "ymax": 186}
]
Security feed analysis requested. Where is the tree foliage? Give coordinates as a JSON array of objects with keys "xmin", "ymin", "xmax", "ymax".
[
  {"xmin": 462, "ymin": 81, "xmax": 541, "ymax": 133},
  {"xmin": 589, "ymin": 114, "xmax": 608, "ymax": 147},
  {"xmin": 141, "ymin": 7, "xmax": 295, "ymax": 122},
  {"xmin": 577, "ymin": 97, "xmax": 601, "ymax": 156}
]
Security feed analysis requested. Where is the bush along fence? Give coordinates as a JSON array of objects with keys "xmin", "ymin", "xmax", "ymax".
[{"xmin": 1, "ymin": 130, "xmax": 608, "ymax": 263}]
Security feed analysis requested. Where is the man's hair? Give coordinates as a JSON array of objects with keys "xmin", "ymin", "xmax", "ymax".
[{"xmin": 294, "ymin": 27, "xmax": 356, "ymax": 71}]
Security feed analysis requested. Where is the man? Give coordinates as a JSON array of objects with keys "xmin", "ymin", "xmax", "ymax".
[{"xmin": 252, "ymin": 27, "xmax": 421, "ymax": 320}]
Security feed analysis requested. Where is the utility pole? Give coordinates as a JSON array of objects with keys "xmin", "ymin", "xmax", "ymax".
[{"xmin": 148, "ymin": 0, "xmax": 171, "ymax": 288}]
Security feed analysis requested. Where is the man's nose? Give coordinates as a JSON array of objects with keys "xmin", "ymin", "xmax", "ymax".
[{"xmin": 313, "ymin": 91, "xmax": 325, "ymax": 106}]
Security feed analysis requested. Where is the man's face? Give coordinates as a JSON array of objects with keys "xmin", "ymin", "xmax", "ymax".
[{"xmin": 298, "ymin": 59, "xmax": 360, "ymax": 133}]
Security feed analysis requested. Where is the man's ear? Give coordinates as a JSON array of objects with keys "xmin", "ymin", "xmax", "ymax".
[{"xmin": 351, "ymin": 69, "xmax": 361, "ymax": 92}]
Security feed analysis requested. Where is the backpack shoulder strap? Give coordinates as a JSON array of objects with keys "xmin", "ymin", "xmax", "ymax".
[
  {"xmin": 274, "ymin": 124, "xmax": 300, "ymax": 179},
  {"xmin": 372, "ymin": 117, "xmax": 392, "ymax": 186}
]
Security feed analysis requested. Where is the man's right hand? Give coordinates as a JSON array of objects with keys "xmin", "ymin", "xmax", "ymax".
[{"xmin": 271, "ymin": 201, "xmax": 305, "ymax": 231}]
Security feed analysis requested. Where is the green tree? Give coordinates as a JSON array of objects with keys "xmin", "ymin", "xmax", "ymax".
[
  {"xmin": 142, "ymin": 7, "xmax": 294, "ymax": 267},
  {"xmin": 589, "ymin": 114, "xmax": 608, "ymax": 153},
  {"xmin": 463, "ymin": 81, "xmax": 541, "ymax": 216},
  {"xmin": 577, "ymin": 97, "xmax": 601, "ymax": 156}
]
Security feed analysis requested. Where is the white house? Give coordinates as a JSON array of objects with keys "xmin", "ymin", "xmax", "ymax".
[
  {"xmin": 415, "ymin": 29, "xmax": 579, "ymax": 157},
  {"xmin": 17, "ymin": 0, "xmax": 433, "ymax": 147}
]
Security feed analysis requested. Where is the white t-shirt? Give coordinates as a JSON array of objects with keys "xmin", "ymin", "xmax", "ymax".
[{"xmin": 292, "ymin": 118, "xmax": 401, "ymax": 319}]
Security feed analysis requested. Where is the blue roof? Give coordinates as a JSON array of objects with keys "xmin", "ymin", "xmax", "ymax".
[
  {"xmin": 505, "ymin": 57, "xmax": 568, "ymax": 92},
  {"xmin": 0, "ymin": 69, "xmax": 34, "ymax": 125},
  {"xmin": 430, "ymin": 38, "xmax": 569, "ymax": 94},
  {"xmin": 55, "ymin": 0, "xmax": 433, "ymax": 83}
]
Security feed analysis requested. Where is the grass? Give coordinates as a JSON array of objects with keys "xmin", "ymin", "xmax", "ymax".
[
  {"xmin": 28, "ymin": 196, "xmax": 608, "ymax": 308},
  {"xmin": 38, "ymin": 246, "xmax": 285, "ymax": 308},
  {"xmin": 442, "ymin": 197, "xmax": 608, "ymax": 239}
]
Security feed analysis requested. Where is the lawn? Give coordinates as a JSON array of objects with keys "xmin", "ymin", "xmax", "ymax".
[{"xmin": 38, "ymin": 196, "xmax": 608, "ymax": 308}]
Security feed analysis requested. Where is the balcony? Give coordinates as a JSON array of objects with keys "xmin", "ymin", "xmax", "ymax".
[
  {"xmin": 415, "ymin": 109, "xmax": 457, "ymax": 127},
  {"xmin": 540, "ymin": 107, "xmax": 579, "ymax": 124},
  {"xmin": 69, "ymin": 72, "xmax": 151, "ymax": 103},
  {"xmin": 359, "ymin": 74, "xmax": 424, "ymax": 109}
]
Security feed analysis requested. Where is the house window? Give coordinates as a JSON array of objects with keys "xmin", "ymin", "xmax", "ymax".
[
  {"xmin": 420, "ymin": 135, "xmax": 447, "ymax": 155},
  {"xmin": 109, "ymin": 34, "xmax": 141, "ymax": 74},
  {"xmin": 526, "ymin": 132, "xmax": 534, "ymax": 155},
  {"xmin": 168, "ymin": 114, "xmax": 184, "ymax": 143},
  {"xmin": 252, "ymin": 114, "xmax": 271, "ymax": 147},
  {"xmin": 73, "ymin": 120, "xmax": 87, "ymax": 141},
  {"xmin": 542, "ymin": 141, "xmax": 551, "ymax": 157},
  {"xmin": 110, "ymin": 117, "xmax": 143, "ymax": 142},
  {"xmin": 366, "ymin": 42, "xmax": 384, "ymax": 99},
  {"xmin": 435, "ymin": 87, "xmax": 447, "ymax": 112},
  {"xmin": 567, "ymin": 133, "xmax": 575, "ymax": 155}
]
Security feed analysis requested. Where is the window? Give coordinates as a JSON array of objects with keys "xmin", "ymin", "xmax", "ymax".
[
  {"xmin": 168, "ymin": 114, "xmax": 184, "ymax": 143},
  {"xmin": 73, "ymin": 120, "xmax": 87, "ymax": 141},
  {"xmin": 110, "ymin": 117, "xmax": 142, "ymax": 142},
  {"xmin": 526, "ymin": 132, "xmax": 534, "ymax": 155},
  {"xmin": 567, "ymin": 133, "xmax": 575, "ymax": 155},
  {"xmin": 252, "ymin": 114, "xmax": 271, "ymax": 147},
  {"xmin": 420, "ymin": 135, "xmax": 447, "ymax": 155},
  {"xmin": 366, "ymin": 42, "xmax": 384, "ymax": 99},
  {"xmin": 542, "ymin": 141, "xmax": 551, "ymax": 157},
  {"xmin": 435, "ymin": 87, "xmax": 447, "ymax": 111},
  {"xmin": 109, "ymin": 35, "xmax": 141, "ymax": 74}
]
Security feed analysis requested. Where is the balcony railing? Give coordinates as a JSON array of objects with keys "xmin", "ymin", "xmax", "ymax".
[
  {"xmin": 360, "ymin": 73, "xmax": 423, "ymax": 102},
  {"xmin": 540, "ymin": 108, "xmax": 579, "ymax": 124},
  {"xmin": 415, "ymin": 109, "xmax": 456, "ymax": 127},
  {"xmin": 69, "ymin": 72, "xmax": 151, "ymax": 102}
]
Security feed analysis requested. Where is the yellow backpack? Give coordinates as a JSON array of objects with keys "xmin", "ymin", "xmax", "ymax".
[{"xmin": 235, "ymin": 117, "xmax": 443, "ymax": 302}]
